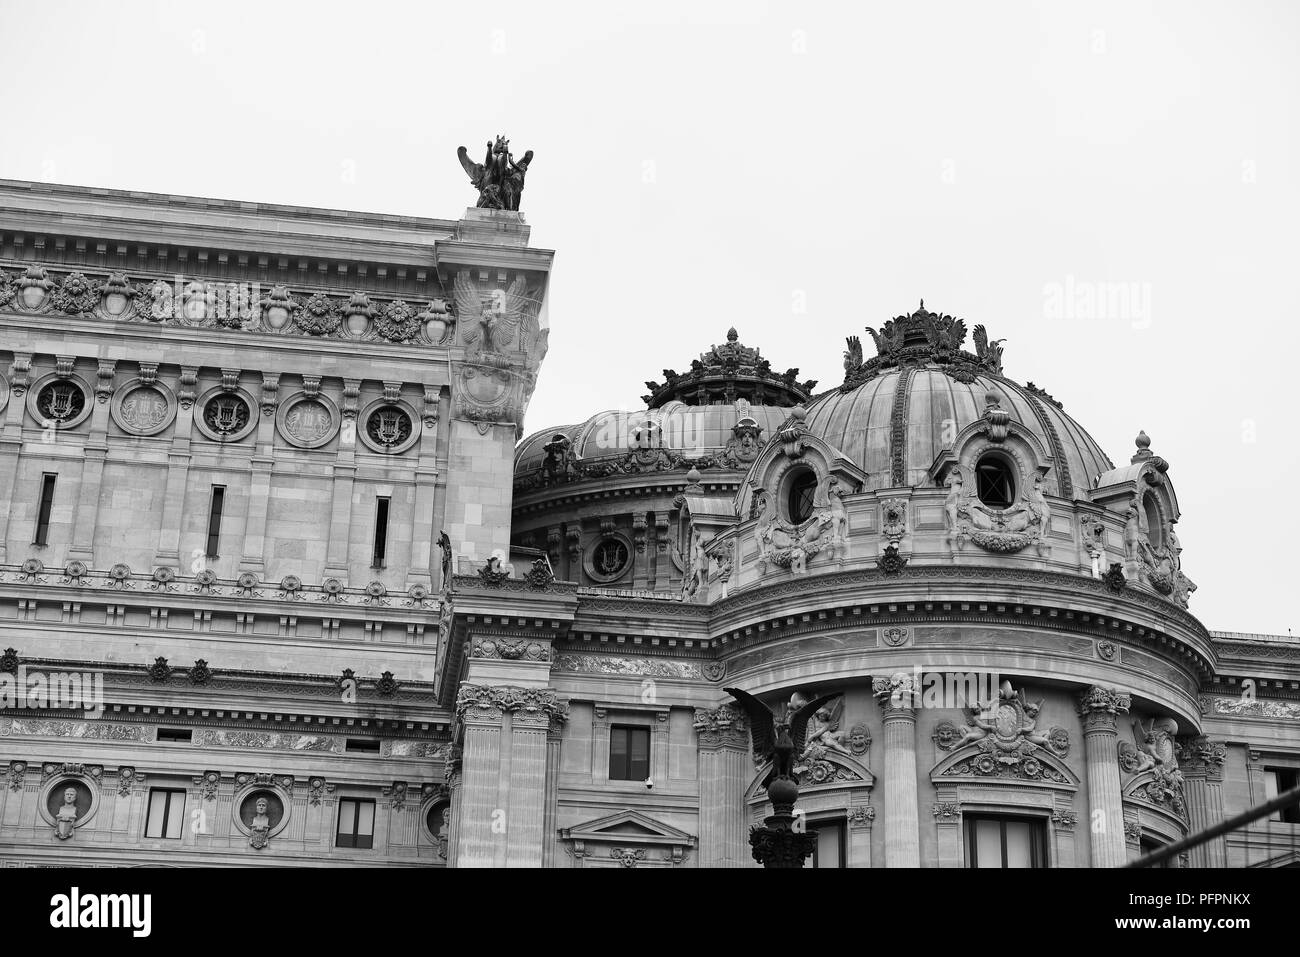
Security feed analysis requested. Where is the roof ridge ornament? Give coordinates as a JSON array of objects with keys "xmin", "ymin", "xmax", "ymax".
[
  {"xmin": 641, "ymin": 329, "xmax": 815, "ymax": 409},
  {"xmin": 843, "ymin": 301, "xmax": 1007, "ymax": 390}
]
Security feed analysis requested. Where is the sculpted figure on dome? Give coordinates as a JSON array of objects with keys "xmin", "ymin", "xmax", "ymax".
[
  {"xmin": 1123, "ymin": 504, "xmax": 1143, "ymax": 568},
  {"xmin": 943, "ymin": 471, "xmax": 964, "ymax": 545},
  {"xmin": 825, "ymin": 478, "xmax": 849, "ymax": 557},
  {"xmin": 972, "ymin": 323, "xmax": 1005, "ymax": 374},
  {"xmin": 752, "ymin": 483, "xmax": 832, "ymax": 574},
  {"xmin": 865, "ymin": 320, "xmax": 905, "ymax": 361}
]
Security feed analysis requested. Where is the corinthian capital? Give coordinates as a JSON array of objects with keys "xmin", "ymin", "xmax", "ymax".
[
  {"xmin": 1176, "ymin": 734, "xmax": 1227, "ymax": 780},
  {"xmin": 455, "ymin": 683, "xmax": 569, "ymax": 725},
  {"xmin": 872, "ymin": 673, "xmax": 918, "ymax": 717},
  {"xmin": 693, "ymin": 704, "xmax": 749, "ymax": 751},
  {"xmin": 1077, "ymin": 685, "xmax": 1131, "ymax": 732}
]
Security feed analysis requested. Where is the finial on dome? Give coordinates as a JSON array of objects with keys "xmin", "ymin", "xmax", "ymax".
[
  {"xmin": 1131, "ymin": 430, "xmax": 1153, "ymax": 464},
  {"xmin": 919, "ymin": 299, "xmax": 925, "ymax": 310},
  {"xmin": 790, "ymin": 404, "xmax": 807, "ymax": 422},
  {"xmin": 726, "ymin": 327, "xmax": 738, "ymax": 342}
]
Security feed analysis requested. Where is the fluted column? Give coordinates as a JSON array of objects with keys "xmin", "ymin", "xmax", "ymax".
[
  {"xmin": 873, "ymin": 676, "xmax": 920, "ymax": 867},
  {"xmin": 453, "ymin": 684, "xmax": 567, "ymax": 868},
  {"xmin": 694, "ymin": 704, "xmax": 752, "ymax": 867},
  {"xmin": 445, "ymin": 747, "xmax": 462, "ymax": 868},
  {"xmin": 1177, "ymin": 735, "xmax": 1227, "ymax": 868},
  {"xmin": 1078, "ymin": 686, "xmax": 1131, "ymax": 867}
]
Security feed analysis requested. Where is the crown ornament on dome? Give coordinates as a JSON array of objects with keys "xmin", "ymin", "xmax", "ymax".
[
  {"xmin": 843, "ymin": 300, "xmax": 1006, "ymax": 390},
  {"xmin": 641, "ymin": 330, "xmax": 816, "ymax": 409}
]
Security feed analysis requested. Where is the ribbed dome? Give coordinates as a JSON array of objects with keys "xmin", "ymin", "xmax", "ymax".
[{"xmin": 804, "ymin": 366, "xmax": 1114, "ymax": 499}]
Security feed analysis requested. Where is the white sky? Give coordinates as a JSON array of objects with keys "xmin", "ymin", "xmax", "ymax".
[{"xmin": 2, "ymin": 0, "xmax": 1296, "ymax": 635}]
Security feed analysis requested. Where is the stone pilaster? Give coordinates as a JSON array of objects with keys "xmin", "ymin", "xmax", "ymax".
[
  {"xmin": 452, "ymin": 684, "xmax": 567, "ymax": 868},
  {"xmin": 67, "ymin": 362, "xmax": 113, "ymax": 561},
  {"xmin": 153, "ymin": 371, "xmax": 195, "ymax": 568},
  {"xmin": 873, "ymin": 675, "xmax": 920, "ymax": 867},
  {"xmin": 1177, "ymin": 735, "xmax": 1227, "ymax": 868},
  {"xmin": 1077, "ymin": 685, "xmax": 1131, "ymax": 867},
  {"xmin": 542, "ymin": 715, "xmax": 563, "ymax": 868},
  {"xmin": 693, "ymin": 704, "xmax": 752, "ymax": 868}
]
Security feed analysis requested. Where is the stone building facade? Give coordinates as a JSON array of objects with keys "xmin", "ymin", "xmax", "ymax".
[{"xmin": 1, "ymin": 179, "xmax": 1297, "ymax": 868}]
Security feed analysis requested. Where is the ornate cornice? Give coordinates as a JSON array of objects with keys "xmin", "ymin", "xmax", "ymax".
[{"xmin": 714, "ymin": 564, "xmax": 1211, "ymax": 641}]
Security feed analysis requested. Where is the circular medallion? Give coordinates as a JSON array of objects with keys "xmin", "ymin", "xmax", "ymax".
[
  {"xmin": 358, "ymin": 399, "xmax": 419, "ymax": 455},
  {"xmin": 111, "ymin": 378, "xmax": 178, "ymax": 437},
  {"xmin": 275, "ymin": 392, "xmax": 340, "ymax": 450},
  {"xmin": 585, "ymin": 535, "xmax": 632, "ymax": 584},
  {"xmin": 26, "ymin": 375, "xmax": 92, "ymax": 430},
  {"xmin": 194, "ymin": 387, "xmax": 258, "ymax": 443}
]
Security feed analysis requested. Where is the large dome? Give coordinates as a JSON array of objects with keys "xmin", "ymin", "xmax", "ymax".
[{"xmin": 803, "ymin": 302, "xmax": 1113, "ymax": 499}]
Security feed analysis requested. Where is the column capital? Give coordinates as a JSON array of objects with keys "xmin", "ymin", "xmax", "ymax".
[
  {"xmin": 1177, "ymin": 735, "xmax": 1227, "ymax": 780},
  {"xmin": 693, "ymin": 704, "xmax": 750, "ymax": 751},
  {"xmin": 455, "ymin": 683, "xmax": 569, "ymax": 726},
  {"xmin": 1077, "ymin": 685, "xmax": 1131, "ymax": 733},
  {"xmin": 872, "ymin": 674, "xmax": 917, "ymax": 718}
]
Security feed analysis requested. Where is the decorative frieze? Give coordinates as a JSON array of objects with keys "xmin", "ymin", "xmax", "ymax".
[{"xmin": 552, "ymin": 654, "xmax": 701, "ymax": 679}]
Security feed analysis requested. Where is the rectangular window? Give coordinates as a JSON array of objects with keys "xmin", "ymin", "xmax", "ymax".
[
  {"xmin": 144, "ymin": 788, "xmax": 185, "ymax": 839},
  {"xmin": 205, "ymin": 485, "xmax": 225, "ymax": 559},
  {"xmin": 337, "ymin": 798, "xmax": 376, "ymax": 849},
  {"xmin": 609, "ymin": 725, "xmax": 651, "ymax": 781},
  {"xmin": 371, "ymin": 497, "xmax": 390, "ymax": 568},
  {"xmin": 346, "ymin": 738, "xmax": 380, "ymax": 754},
  {"xmin": 157, "ymin": 727, "xmax": 192, "ymax": 743},
  {"xmin": 34, "ymin": 474, "xmax": 56, "ymax": 546},
  {"xmin": 808, "ymin": 820, "xmax": 846, "ymax": 868},
  {"xmin": 1139, "ymin": 838, "xmax": 1170, "ymax": 867},
  {"xmin": 1264, "ymin": 768, "xmax": 1300, "ymax": 823},
  {"xmin": 964, "ymin": 815, "xmax": 1047, "ymax": 868}
]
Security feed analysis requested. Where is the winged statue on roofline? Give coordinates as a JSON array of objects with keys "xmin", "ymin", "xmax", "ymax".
[{"xmin": 458, "ymin": 135, "xmax": 535, "ymax": 211}]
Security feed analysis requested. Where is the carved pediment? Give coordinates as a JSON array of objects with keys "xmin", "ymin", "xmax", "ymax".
[
  {"xmin": 745, "ymin": 751, "xmax": 874, "ymax": 801},
  {"xmin": 930, "ymin": 743, "xmax": 1079, "ymax": 789},
  {"xmin": 1121, "ymin": 768, "xmax": 1188, "ymax": 822},
  {"xmin": 559, "ymin": 809, "xmax": 696, "ymax": 868}
]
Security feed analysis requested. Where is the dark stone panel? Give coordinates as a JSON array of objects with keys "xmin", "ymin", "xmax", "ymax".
[{"xmin": 912, "ymin": 626, "xmax": 1093, "ymax": 656}]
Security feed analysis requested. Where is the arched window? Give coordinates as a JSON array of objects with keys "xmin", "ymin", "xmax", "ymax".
[
  {"xmin": 1142, "ymin": 493, "xmax": 1164, "ymax": 550},
  {"xmin": 784, "ymin": 468, "xmax": 819, "ymax": 524},
  {"xmin": 975, "ymin": 455, "xmax": 1016, "ymax": 509}
]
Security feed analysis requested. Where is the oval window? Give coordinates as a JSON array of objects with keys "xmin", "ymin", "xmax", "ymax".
[
  {"xmin": 784, "ymin": 468, "xmax": 819, "ymax": 524},
  {"xmin": 975, "ymin": 456, "xmax": 1015, "ymax": 509}
]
